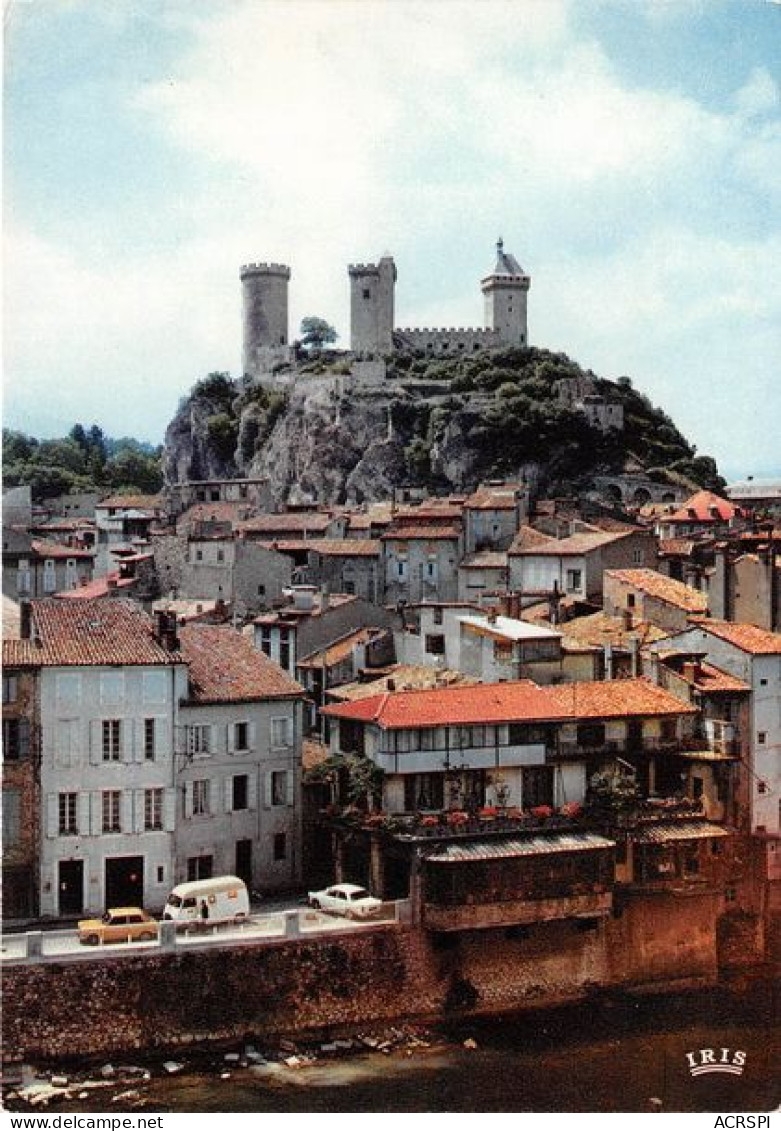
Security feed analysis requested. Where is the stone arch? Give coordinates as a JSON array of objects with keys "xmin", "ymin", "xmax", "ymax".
[
  {"xmin": 661, "ymin": 492, "xmax": 677, "ymax": 504},
  {"xmin": 604, "ymin": 483, "xmax": 624, "ymax": 504},
  {"xmin": 632, "ymin": 487, "xmax": 652, "ymax": 506}
]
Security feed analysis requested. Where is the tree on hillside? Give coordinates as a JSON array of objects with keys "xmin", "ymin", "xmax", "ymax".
[{"xmin": 300, "ymin": 316, "xmax": 338, "ymax": 350}]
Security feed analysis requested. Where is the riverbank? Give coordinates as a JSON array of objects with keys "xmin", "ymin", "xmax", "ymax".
[{"xmin": 4, "ymin": 979, "xmax": 778, "ymax": 1114}]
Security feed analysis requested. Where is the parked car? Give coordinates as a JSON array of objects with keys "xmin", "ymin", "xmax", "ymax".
[
  {"xmin": 78, "ymin": 907, "xmax": 158, "ymax": 946},
  {"xmin": 307, "ymin": 883, "xmax": 382, "ymax": 919}
]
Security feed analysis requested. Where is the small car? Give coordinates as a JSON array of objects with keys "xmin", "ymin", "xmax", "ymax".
[
  {"xmin": 78, "ymin": 907, "xmax": 159, "ymax": 946},
  {"xmin": 307, "ymin": 883, "xmax": 382, "ymax": 920}
]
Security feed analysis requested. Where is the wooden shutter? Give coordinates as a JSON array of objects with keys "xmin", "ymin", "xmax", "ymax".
[
  {"xmin": 263, "ymin": 772, "xmax": 272, "ymax": 809},
  {"xmin": 78, "ymin": 792, "xmax": 90, "ymax": 836},
  {"xmin": 184, "ymin": 781, "xmax": 193, "ymax": 819},
  {"xmin": 90, "ymin": 791, "xmax": 102, "ymax": 835},
  {"xmin": 133, "ymin": 720, "xmax": 145, "ymax": 764},
  {"xmin": 285, "ymin": 770, "xmax": 295, "ymax": 807},
  {"xmin": 120, "ymin": 791, "xmax": 133, "ymax": 833},
  {"xmin": 226, "ymin": 723, "xmax": 235, "ymax": 756},
  {"xmin": 133, "ymin": 789, "xmax": 146, "ymax": 834},
  {"xmin": 248, "ymin": 722, "xmax": 257, "ymax": 752},
  {"xmin": 46, "ymin": 795, "xmax": 59, "ymax": 838},
  {"xmin": 224, "ymin": 777, "xmax": 233, "ymax": 813},
  {"xmin": 163, "ymin": 788, "xmax": 176, "ymax": 832},
  {"xmin": 122, "ymin": 720, "xmax": 133, "ymax": 763},
  {"xmin": 247, "ymin": 773, "xmax": 257, "ymax": 810},
  {"xmin": 89, "ymin": 720, "xmax": 102, "ymax": 765}
]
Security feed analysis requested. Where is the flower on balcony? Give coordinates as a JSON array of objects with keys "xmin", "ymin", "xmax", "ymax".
[
  {"xmin": 447, "ymin": 810, "xmax": 469, "ymax": 827},
  {"xmin": 530, "ymin": 805, "xmax": 554, "ymax": 820},
  {"xmin": 364, "ymin": 812, "xmax": 387, "ymax": 828},
  {"xmin": 478, "ymin": 806, "xmax": 498, "ymax": 819},
  {"xmin": 559, "ymin": 801, "xmax": 583, "ymax": 819},
  {"xmin": 421, "ymin": 815, "xmax": 440, "ymax": 828}
]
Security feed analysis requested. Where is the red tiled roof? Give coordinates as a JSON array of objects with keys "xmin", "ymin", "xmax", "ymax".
[
  {"xmin": 509, "ymin": 529, "xmax": 634, "ymax": 556},
  {"xmin": 508, "ymin": 525, "xmax": 557, "ymax": 553},
  {"xmin": 605, "ymin": 569, "xmax": 709, "ymax": 613},
  {"xmin": 19, "ymin": 599, "xmax": 179, "ymax": 666},
  {"xmin": 257, "ymin": 539, "xmax": 381, "ymax": 557},
  {"xmin": 178, "ymin": 624, "xmax": 303, "ymax": 703},
  {"xmin": 382, "ymin": 523, "xmax": 462, "ymax": 541},
  {"xmin": 691, "ymin": 620, "xmax": 781, "ymax": 655},
  {"xmin": 56, "ymin": 573, "xmax": 136, "ymax": 600},
  {"xmin": 460, "ymin": 552, "xmax": 509, "ymax": 569},
  {"xmin": 464, "ymin": 486, "xmax": 522, "ymax": 511},
  {"xmin": 658, "ymin": 539, "xmax": 698, "ymax": 556},
  {"xmin": 238, "ymin": 512, "xmax": 335, "ymax": 534},
  {"xmin": 2, "ymin": 639, "xmax": 43, "ymax": 668},
  {"xmin": 672, "ymin": 660, "xmax": 751, "ymax": 694},
  {"xmin": 297, "ymin": 627, "xmax": 377, "ymax": 669},
  {"xmin": 322, "ymin": 676, "xmax": 695, "ymax": 729},
  {"xmin": 97, "ymin": 494, "xmax": 163, "ymax": 510},
  {"xmin": 177, "ymin": 501, "xmax": 253, "ymax": 528},
  {"xmin": 665, "ymin": 490, "xmax": 738, "ymax": 524},
  {"xmin": 30, "ymin": 540, "xmax": 94, "ymax": 560}
]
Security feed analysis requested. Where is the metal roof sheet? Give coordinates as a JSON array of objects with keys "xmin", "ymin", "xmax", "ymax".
[
  {"xmin": 630, "ymin": 821, "xmax": 732, "ymax": 844},
  {"xmin": 426, "ymin": 832, "xmax": 616, "ymax": 863}
]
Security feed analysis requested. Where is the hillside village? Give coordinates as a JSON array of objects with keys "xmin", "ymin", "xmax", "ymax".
[{"xmin": 3, "ymin": 246, "xmax": 780, "ymax": 1058}]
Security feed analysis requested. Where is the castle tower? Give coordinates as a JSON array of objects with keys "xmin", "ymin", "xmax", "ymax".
[
  {"xmin": 481, "ymin": 239, "xmax": 531, "ymax": 347},
  {"xmin": 348, "ymin": 255, "xmax": 396, "ymax": 353},
  {"xmin": 240, "ymin": 261, "xmax": 291, "ymax": 375}
]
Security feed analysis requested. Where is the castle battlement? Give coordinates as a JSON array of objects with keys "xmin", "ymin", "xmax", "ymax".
[
  {"xmin": 398, "ymin": 327, "xmax": 495, "ymax": 335},
  {"xmin": 348, "ymin": 263, "xmax": 381, "ymax": 275},
  {"xmin": 240, "ymin": 262, "xmax": 291, "ymax": 278}
]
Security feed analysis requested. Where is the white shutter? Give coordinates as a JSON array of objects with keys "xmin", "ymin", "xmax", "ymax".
[
  {"xmin": 120, "ymin": 791, "xmax": 133, "ymax": 833},
  {"xmin": 133, "ymin": 719, "xmax": 145, "ymax": 763},
  {"xmin": 184, "ymin": 781, "xmax": 193, "ymax": 819},
  {"xmin": 122, "ymin": 720, "xmax": 134, "ymax": 763},
  {"xmin": 163, "ymin": 788, "xmax": 176, "ymax": 832},
  {"xmin": 285, "ymin": 770, "xmax": 295, "ymax": 807},
  {"xmin": 209, "ymin": 777, "xmax": 219, "ymax": 816},
  {"xmin": 90, "ymin": 792, "xmax": 102, "ymax": 835},
  {"xmin": 157, "ymin": 717, "xmax": 170, "ymax": 757},
  {"xmin": 226, "ymin": 724, "xmax": 235, "ymax": 756},
  {"xmin": 247, "ymin": 773, "xmax": 257, "ymax": 810},
  {"xmin": 46, "ymin": 795, "xmax": 59, "ymax": 838},
  {"xmin": 248, "ymin": 722, "xmax": 257, "ymax": 752},
  {"xmin": 224, "ymin": 777, "xmax": 233, "ymax": 813},
  {"xmin": 210, "ymin": 724, "xmax": 219, "ymax": 756},
  {"xmin": 78, "ymin": 792, "xmax": 90, "ymax": 836},
  {"xmin": 133, "ymin": 789, "xmax": 146, "ymax": 834},
  {"xmin": 89, "ymin": 720, "xmax": 102, "ymax": 765},
  {"xmin": 264, "ymin": 772, "xmax": 272, "ymax": 809}
]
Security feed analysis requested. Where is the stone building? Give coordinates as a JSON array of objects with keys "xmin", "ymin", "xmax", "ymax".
[
  {"xmin": 603, "ymin": 568, "xmax": 709, "ymax": 634},
  {"xmin": 240, "ymin": 261, "xmax": 293, "ymax": 376},
  {"xmin": 2, "ymin": 647, "xmax": 40, "ymax": 918}
]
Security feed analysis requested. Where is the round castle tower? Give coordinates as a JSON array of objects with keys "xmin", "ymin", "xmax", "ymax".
[{"xmin": 240, "ymin": 261, "xmax": 291, "ymax": 376}]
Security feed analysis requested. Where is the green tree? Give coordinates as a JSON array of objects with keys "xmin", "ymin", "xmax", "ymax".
[{"xmin": 300, "ymin": 316, "xmax": 338, "ymax": 350}]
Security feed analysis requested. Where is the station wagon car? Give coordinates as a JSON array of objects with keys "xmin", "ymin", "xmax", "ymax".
[
  {"xmin": 78, "ymin": 907, "xmax": 159, "ymax": 945},
  {"xmin": 307, "ymin": 883, "xmax": 382, "ymax": 919}
]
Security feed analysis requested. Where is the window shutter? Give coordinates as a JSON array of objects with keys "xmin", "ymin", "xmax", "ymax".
[
  {"xmin": 19, "ymin": 718, "xmax": 30, "ymax": 758},
  {"xmin": 263, "ymin": 772, "xmax": 272, "ymax": 809},
  {"xmin": 208, "ymin": 777, "xmax": 218, "ymax": 816},
  {"xmin": 248, "ymin": 722, "xmax": 257, "ymax": 752},
  {"xmin": 157, "ymin": 717, "xmax": 170, "ymax": 757},
  {"xmin": 226, "ymin": 724, "xmax": 235, "ymax": 756},
  {"xmin": 133, "ymin": 719, "xmax": 145, "ymax": 764},
  {"xmin": 78, "ymin": 792, "xmax": 90, "ymax": 836},
  {"xmin": 120, "ymin": 791, "xmax": 133, "ymax": 833},
  {"xmin": 89, "ymin": 720, "xmax": 102, "ymax": 765},
  {"xmin": 247, "ymin": 773, "xmax": 257, "ymax": 810},
  {"xmin": 184, "ymin": 782, "xmax": 193, "ymax": 819},
  {"xmin": 210, "ymin": 724, "xmax": 219, "ymax": 756},
  {"xmin": 224, "ymin": 777, "xmax": 233, "ymax": 813},
  {"xmin": 90, "ymin": 792, "xmax": 102, "ymax": 835},
  {"xmin": 46, "ymin": 795, "xmax": 58, "ymax": 838},
  {"xmin": 134, "ymin": 789, "xmax": 146, "ymax": 834},
  {"xmin": 285, "ymin": 770, "xmax": 295, "ymax": 807},
  {"xmin": 122, "ymin": 720, "xmax": 133, "ymax": 763},
  {"xmin": 163, "ymin": 789, "xmax": 176, "ymax": 832}
]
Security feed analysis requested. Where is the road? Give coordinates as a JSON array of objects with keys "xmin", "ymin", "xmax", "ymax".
[{"xmin": 1, "ymin": 903, "xmax": 400, "ymax": 963}]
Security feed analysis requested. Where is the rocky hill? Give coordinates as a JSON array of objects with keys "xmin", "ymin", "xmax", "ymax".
[{"xmin": 163, "ymin": 347, "xmax": 723, "ymax": 505}]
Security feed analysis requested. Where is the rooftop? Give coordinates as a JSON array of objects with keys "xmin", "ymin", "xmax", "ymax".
[
  {"xmin": 238, "ymin": 512, "xmax": 336, "ymax": 534},
  {"xmin": 30, "ymin": 540, "xmax": 94, "ymax": 560},
  {"xmin": 97, "ymin": 494, "xmax": 163, "ymax": 511},
  {"xmin": 56, "ymin": 573, "xmax": 136, "ymax": 600},
  {"xmin": 458, "ymin": 613, "xmax": 561, "ymax": 643},
  {"xmin": 463, "ymin": 486, "xmax": 522, "ymax": 511},
  {"xmin": 382, "ymin": 523, "xmax": 462, "ymax": 541},
  {"xmin": 605, "ymin": 569, "xmax": 709, "ymax": 613},
  {"xmin": 688, "ymin": 619, "xmax": 781, "ymax": 656},
  {"xmin": 322, "ymin": 676, "xmax": 695, "ymax": 729},
  {"xmin": 257, "ymin": 538, "xmax": 381, "ymax": 557},
  {"xmin": 178, "ymin": 624, "xmax": 303, "ymax": 703},
  {"xmin": 665, "ymin": 490, "xmax": 738, "ymax": 524},
  {"xmin": 510, "ymin": 529, "xmax": 636, "ymax": 557},
  {"xmin": 560, "ymin": 610, "xmax": 668, "ymax": 650},
  {"xmin": 297, "ymin": 627, "xmax": 380, "ymax": 670},
  {"xmin": 459, "ymin": 552, "xmax": 509, "ymax": 570}
]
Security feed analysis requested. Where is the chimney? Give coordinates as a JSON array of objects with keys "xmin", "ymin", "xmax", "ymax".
[
  {"xmin": 682, "ymin": 659, "xmax": 701, "ymax": 683},
  {"xmin": 320, "ymin": 586, "xmax": 330, "ymax": 613},
  {"xmin": 386, "ymin": 678, "xmax": 396, "ymax": 691},
  {"xmin": 621, "ymin": 608, "xmax": 633, "ymax": 631},
  {"xmin": 20, "ymin": 600, "xmax": 32, "ymax": 640},
  {"xmin": 154, "ymin": 609, "xmax": 180, "ymax": 652}
]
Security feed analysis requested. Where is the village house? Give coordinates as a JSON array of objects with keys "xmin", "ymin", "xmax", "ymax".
[
  {"xmin": 174, "ymin": 624, "xmax": 306, "ymax": 892},
  {"xmin": 655, "ymin": 489, "xmax": 743, "ymax": 542},
  {"xmin": 707, "ymin": 539, "xmax": 781, "ymax": 632},
  {"xmin": 164, "ymin": 477, "xmax": 271, "ymax": 520},
  {"xmin": 457, "ymin": 551, "xmax": 510, "ymax": 602},
  {"xmin": 3, "ymin": 538, "xmax": 95, "ymax": 601},
  {"xmin": 2, "ymin": 643, "xmax": 40, "ymax": 918},
  {"xmin": 382, "ymin": 516, "xmax": 464, "ymax": 605},
  {"xmin": 462, "ymin": 484, "xmax": 528, "ymax": 553},
  {"xmin": 257, "ymin": 538, "xmax": 383, "ymax": 605},
  {"xmin": 238, "ymin": 509, "xmax": 347, "ymax": 542},
  {"xmin": 603, "ymin": 568, "xmax": 709, "ymax": 634},
  {"xmin": 94, "ymin": 494, "xmax": 164, "ymax": 577}
]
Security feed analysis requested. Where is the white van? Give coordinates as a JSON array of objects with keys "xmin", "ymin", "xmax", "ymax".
[{"xmin": 162, "ymin": 875, "xmax": 250, "ymax": 923}]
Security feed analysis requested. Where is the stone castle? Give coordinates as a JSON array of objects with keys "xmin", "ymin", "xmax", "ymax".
[{"xmin": 240, "ymin": 240, "xmax": 531, "ymax": 380}]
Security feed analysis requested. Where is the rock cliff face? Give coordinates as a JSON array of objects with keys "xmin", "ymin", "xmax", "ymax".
[{"xmin": 163, "ymin": 349, "xmax": 722, "ymax": 504}]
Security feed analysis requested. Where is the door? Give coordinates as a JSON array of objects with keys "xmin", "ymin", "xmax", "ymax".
[
  {"xmin": 58, "ymin": 860, "xmax": 84, "ymax": 915},
  {"xmin": 104, "ymin": 856, "xmax": 144, "ymax": 908},
  {"xmin": 235, "ymin": 839, "xmax": 253, "ymax": 888}
]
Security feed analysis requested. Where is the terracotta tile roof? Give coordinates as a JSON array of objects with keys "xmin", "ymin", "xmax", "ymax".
[
  {"xmin": 19, "ymin": 599, "xmax": 179, "ymax": 666},
  {"xmin": 176, "ymin": 501, "xmax": 254, "ymax": 529},
  {"xmin": 97, "ymin": 494, "xmax": 163, "ymax": 510},
  {"xmin": 510, "ymin": 529, "xmax": 634, "ymax": 556},
  {"xmin": 561, "ymin": 610, "xmax": 668, "ymax": 649},
  {"xmin": 56, "ymin": 573, "xmax": 136, "ymax": 600},
  {"xmin": 605, "ymin": 569, "xmax": 709, "ymax": 613},
  {"xmin": 30, "ymin": 540, "xmax": 94, "ymax": 560},
  {"xmin": 178, "ymin": 624, "xmax": 303, "ymax": 703},
  {"xmin": 263, "ymin": 538, "xmax": 381, "ymax": 557},
  {"xmin": 297, "ymin": 627, "xmax": 378, "ymax": 669},
  {"xmin": 673, "ymin": 660, "xmax": 751, "ymax": 694},
  {"xmin": 691, "ymin": 619, "xmax": 781, "ymax": 655},
  {"xmin": 253, "ymin": 594, "xmax": 356, "ymax": 625},
  {"xmin": 382, "ymin": 523, "xmax": 462, "ymax": 541},
  {"xmin": 327, "ymin": 665, "xmax": 474, "ymax": 702},
  {"xmin": 463, "ymin": 486, "xmax": 522, "ymax": 511},
  {"xmin": 2, "ymin": 638, "xmax": 42, "ymax": 667},
  {"xmin": 459, "ymin": 552, "xmax": 509, "ymax": 569},
  {"xmin": 322, "ymin": 676, "xmax": 695, "ymax": 729},
  {"xmin": 658, "ymin": 539, "xmax": 698, "ymax": 556},
  {"xmin": 666, "ymin": 490, "xmax": 738, "ymax": 524},
  {"xmin": 238, "ymin": 512, "xmax": 336, "ymax": 534}
]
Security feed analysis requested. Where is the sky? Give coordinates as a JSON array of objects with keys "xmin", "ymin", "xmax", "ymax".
[{"xmin": 3, "ymin": 0, "xmax": 780, "ymax": 481}]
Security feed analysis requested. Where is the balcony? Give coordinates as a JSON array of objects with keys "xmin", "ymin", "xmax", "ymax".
[
  {"xmin": 372, "ymin": 742, "xmax": 548, "ymax": 775},
  {"xmin": 423, "ymin": 890, "xmax": 612, "ymax": 931}
]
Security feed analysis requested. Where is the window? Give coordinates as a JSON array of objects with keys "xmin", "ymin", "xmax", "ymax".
[
  {"xmin": 396, "ymin": 558, "xmax": 408, "ymax": 579},
  {"xmin": 234, "ymin": 722, "xmax": 249, "ymax": 751},
  {"xmin": 627, "ymin": 593, "xmax": 636, "ymax": 608},
  {"xmin": 102, "ymin": 790, "xmax": 121, "ymax": 833},
  {"xmin": 259, "ymin": 627, "xmax": 272, "ymax": 656},
  {"xmin": 522, "ymin": 766, "xmax": 554, "ymax": 809},
  {"xmin": 59, "ymin": 792, "xmax": 78, "ymax": 836},
  {"xmin": 187, "ymin": 725, "xmax": 210, "ymax": 756},
  {"xmin": 102, "ymin": 719, "xmax": 122, "ymax": 761},
  {"xmin": 187, "ymin": 855, "xmax": 213, "ymax": 881},
  {"xmin": 271, "ymin": 717, "xmax": 291, "ymax": 747},
  {"xmin": 2, "ymin": 674, "xmax": 18, "ymax": 703},
  {"xmin": 660, "ymin": 718, "xmax": 677, "ymax": 743},
  {"xmin": 274, "ymin": 833, "xmax": 287, "ymax": 861},
  {"xmin": 425, "ymin": 559, "xmax": 438, "ymax": 580},
  {"xmin": 193, "ymin": 779, "xmax": 210, "ymax": 816},
  {"xmin": 217, "ymin": 550, "xmax": 225, "ymax": 563},
  {"xmin": 404, "ymin": 774, "xmax": 444, "ymax": 812},
  {"xmin": 565, "ymin": 569, "xmax": 582, "ymax": 593},
  {"xmin": 144, "ymin": 788, "xmax": 163, "ymax": 830},
  {"xmin": 425, "ymin": 634, "xmax": 445, "ymax": 655},
  {"xmin": 3, "ymin": 790, "xmax": 21, "ymax": 848},
  {"xmin": 632, "ymin": 549, "xmax": 644, "ymax": 564},
  {"xmin": 494, "ymin": 640, "xmax": 513, "ymax": 661},
  {"xmin": 758, "ymin": 732, "xmax": 767, "ymax": 745},
  {"xmin": 271, "ymin": 770, "xmax": 288, "ymax": 806},
  {"xmin": 43, "ymin": 560, "xmax": 56, "ymax": 593},
  {"xmin": 233, "ymin": 774, "xmax": 248, "ymax": 811},
  {"xmin": 577, "ymin": 723, "xmax": 606, "ymax": 748},
  {"xmin": 691, "ymin": 776, "xmax": 704, "ymax": 801},
  {"xmin": 258, "ymin": 584, "xmax": 266, "ymax": 597},
  {"xmin": 362, "ymin": 288, "xmax": 371, "ymax": 300},
  {"xmin": 279, "ymin": 636, "xmax": 290, "ymax": 670},
  {"xmin": 144, "ymin": 718, "xmax": 156, "ymax": 761},
  {"xmin": 3, "ymin": 718, "xmax": 30, "ymax": 761},
  {"xmin": 157, "ymin": 866, "xmax": 165, "ymax": 883},
  {"xmin": 196, "ymin": 550, "xmax": 203, "ymax": 562},
  {"xmin": 433, "ymin": 608, "xmax": 443, "ymax": 625}
]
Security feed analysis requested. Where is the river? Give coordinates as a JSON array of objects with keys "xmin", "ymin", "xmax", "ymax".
[{"xmin": 17, "ymin": 982, "xmax": 778, "ymax": 1114}]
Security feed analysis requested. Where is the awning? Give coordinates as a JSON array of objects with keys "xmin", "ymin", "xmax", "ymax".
[
  {"xmin": 425, "ymin": 832, "xmax": 616, "ymax": 864},
  {"xmin": 630, "ymin": 821, "xmax": 733, "ymax": 844},
  {"xmin": 672, "ymin": 749, "xmax": 739, "ymax": 762}
]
